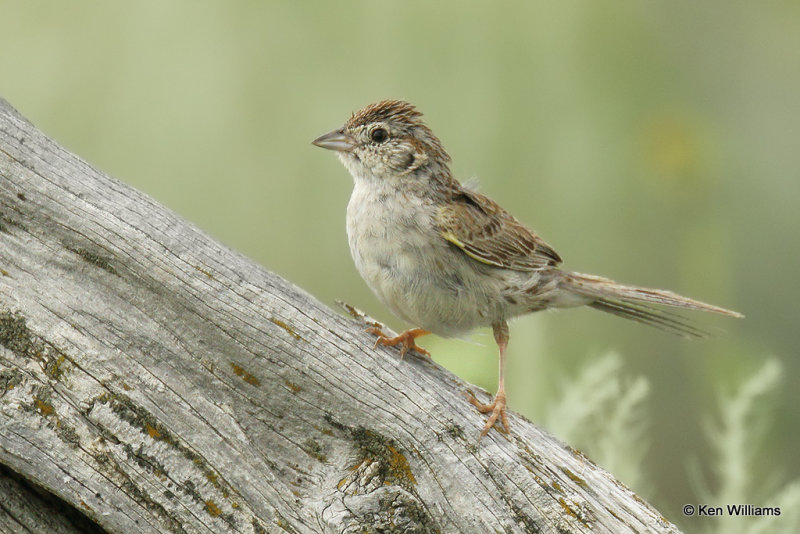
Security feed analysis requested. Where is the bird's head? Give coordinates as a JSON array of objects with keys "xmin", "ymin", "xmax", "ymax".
[{"xmin": 313, "ymin": 99, "xmax": 451, "ymax": 184}]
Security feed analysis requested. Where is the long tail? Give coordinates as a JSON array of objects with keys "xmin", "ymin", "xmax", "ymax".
[{"xmin": 559, "ymin": 272, "xmax": 743, "ymax": 337}]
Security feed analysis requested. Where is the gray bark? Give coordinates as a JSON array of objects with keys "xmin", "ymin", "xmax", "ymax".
[{"xmin": 0, "ymin": 97, "xmax": 681, "ymax": 534}]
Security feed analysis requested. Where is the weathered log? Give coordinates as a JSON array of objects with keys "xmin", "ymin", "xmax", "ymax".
[{"xmin": 0, "ymin": 97, "xmax": 680, "ymax": 533}]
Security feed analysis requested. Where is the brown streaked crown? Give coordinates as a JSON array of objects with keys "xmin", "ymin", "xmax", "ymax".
[{"xmin": 346, "ymin": 100, "xmax": 451, "ymax": 165}]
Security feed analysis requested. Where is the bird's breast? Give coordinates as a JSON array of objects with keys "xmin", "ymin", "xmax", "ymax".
[
  {"xmin": 346, "ymin": 182, "xmax": 436, "ymax": 283},
  {"xmin": 344, "ymin": 182, "xmax": 508, "ymax": 335}
]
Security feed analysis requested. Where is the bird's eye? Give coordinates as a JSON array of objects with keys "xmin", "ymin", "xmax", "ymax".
[{"xmin": 370, "ymin": 128, "xmax": 389, "ymax": 143}]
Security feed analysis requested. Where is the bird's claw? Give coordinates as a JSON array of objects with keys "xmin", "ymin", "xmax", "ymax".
[
  {"xmin": 467, "ymin": 391, "xmax": 510, "ymax": 438},
  {"xmin": 365, "ymin": 327, "xmax": 431, "ymax": 358}
]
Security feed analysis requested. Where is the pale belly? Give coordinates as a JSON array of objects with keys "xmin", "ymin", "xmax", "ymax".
[{"xmin": 345, "ymin": 184, "xmax": 535, "ymax": 336}]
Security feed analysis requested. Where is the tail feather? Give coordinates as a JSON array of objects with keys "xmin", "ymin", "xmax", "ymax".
[
  {"xmin": 587, "ymin": 299, "xmax": 710, "ymax": 337},
  {"xmin": 561, "ymin": 272, "xmax": 743, "ymax": 338}
]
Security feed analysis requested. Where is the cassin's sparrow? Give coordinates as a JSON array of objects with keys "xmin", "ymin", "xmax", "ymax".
[{"xmin": 313, "ymin": 100, "xmax": 742, "ymax": 438}]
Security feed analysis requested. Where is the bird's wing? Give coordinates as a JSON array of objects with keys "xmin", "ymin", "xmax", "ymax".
[{"xmin": 436, "ymin": 188, "xmax": 562, "ymax": 271}]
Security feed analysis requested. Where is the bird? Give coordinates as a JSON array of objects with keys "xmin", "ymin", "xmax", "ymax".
[{"xmin": 312, "ymin": 99, "xmax": 742, "ymax": 438}]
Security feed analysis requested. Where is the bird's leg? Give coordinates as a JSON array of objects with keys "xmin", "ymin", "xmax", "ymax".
[
  {"xmin": 467, "ymin": 321, "xmax": 511, "ymax": 437},
  {"xmin": 365, "ymin": 327, "xmax": 431, "ymax": 358}
]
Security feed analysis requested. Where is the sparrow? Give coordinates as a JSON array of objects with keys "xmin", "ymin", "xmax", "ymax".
[{"xmin": 312, "ymin": 99, "xmax": 742, "ymax": 438}]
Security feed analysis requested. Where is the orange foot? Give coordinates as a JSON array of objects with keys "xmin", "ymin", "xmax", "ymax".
[
  {"xmin": 467, "ymin": 391, "xmax": 510, "ymax": 437},
  {"xmin": 365, "ymin": 327, "xmax": 431, "ymax": 358}
]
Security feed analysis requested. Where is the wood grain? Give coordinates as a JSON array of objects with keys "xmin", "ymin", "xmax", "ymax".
[{"xmin": 0, "ymin": 97, "xmax": 680, "ymax": 533}]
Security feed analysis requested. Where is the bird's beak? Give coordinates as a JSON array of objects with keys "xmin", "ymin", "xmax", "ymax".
[{"xmin": 312, "ymin": 128, "xmax": 356, "ymax": 152}]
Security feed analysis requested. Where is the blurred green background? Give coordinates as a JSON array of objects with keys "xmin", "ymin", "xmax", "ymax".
[{"xmin": 2, "ymin": 1, "xmax": 798, "ymax": 530}]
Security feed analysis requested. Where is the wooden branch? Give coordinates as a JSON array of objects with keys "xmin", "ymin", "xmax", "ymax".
[{"xmin": 0, "ymin": 97, "xmax": 681, "ymax": 534}]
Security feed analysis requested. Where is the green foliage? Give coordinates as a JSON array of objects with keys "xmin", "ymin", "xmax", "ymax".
[
  {"xmin": 544, "ymin": 352, "xmax": 650, "ymax": 490},
  {"xmin": 545, "ymin": 356, "xmax": 799, "ymax": 532},
  {"xmin": 693, "ymin": 360, "xmax": 799, "ymax": 534}
]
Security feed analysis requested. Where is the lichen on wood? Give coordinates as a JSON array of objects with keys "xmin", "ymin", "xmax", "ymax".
[{"xmin": 0, "ymin": 97, "xmax": 681, "ymax": 533}]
